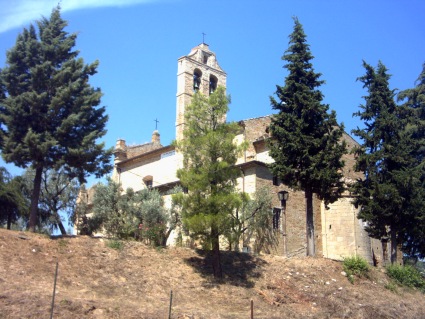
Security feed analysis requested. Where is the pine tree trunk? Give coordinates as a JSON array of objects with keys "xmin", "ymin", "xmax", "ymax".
[
  {"xmin": 390, "ymin": 226, "xmax": 398, "ymax": 264},
  {"xmin": 305, "ymin": 188, "xmax": 315, "ymax": 257},
  {"xmin": 29, "ymin": 166, "xmax": 43, "ymax": 232},
  {"xmin": 7, "ymin": 212, "xmax": 12, "ymax": 230},
  {"xmin": 211, "ymin": 228, "xmax": 223, "ymax": 278}
]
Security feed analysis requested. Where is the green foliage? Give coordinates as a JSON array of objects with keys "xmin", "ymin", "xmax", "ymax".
[
  {"xmin": 175, "ymin": 86, "xmax": 246, "ymax": 277},
  {"xmin": 384, "ymin": 282, "xmax": 398, "ymax": 293},
  {"xmin": 90, "ymin": 179, "xmax": 135, "ymax": 239},
  {"xmin": 397, "ymin": 63, "xmax": 425, "ymax": 259},
  {"xmin": 21, "ymin": 168, "xmax": 79, "ymax": 235},
  {"xmin": 352, "ymin": 61, "xmax": 425, "ymax": 261},
  {"xmin": 138, "ymin": 222, "xmax": 166, "ymax": 246},
  {"xmin": 386, "ymin": 264, "xmax": 425, "ymax": 292},
  {"xmin": 0, "ymin": 6, "xmax": 112, "ymax": 231},
  {"xmin": 269, "ymin": 17, "xmax": 346, "ymax": 256},
  {"xmin": 227, "ymin": 187, "xmax": 276, "ymax": 253},
  {"xmin": 343, "ymin": 256, "xmax": 370, "ymax": 284},
  {"xmin": 0, "ymin": 167, "xmax": 29, "ymax": 229},
  {"xmin": 107, "ymin": 240, "xmax": 124, "ymax": 251},
  {"xmin": 246, "ymin": 188, "xmax": 277, "ymax": 254},
  {"xmin": 87, "ymin": 178, "xmax": 175, "ymax": 246}
]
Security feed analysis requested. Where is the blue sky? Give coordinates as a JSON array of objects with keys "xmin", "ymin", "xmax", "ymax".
[{"xmin": 1, "ymin": 0, "xmax": 424, "ymax": 186}]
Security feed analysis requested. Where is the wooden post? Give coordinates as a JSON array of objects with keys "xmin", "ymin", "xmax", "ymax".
[
  {"xmin": 50, "ymin": 262, "xmax": 59, "ymax": 319},
  {"xmin": 168, "ymin": 290, "xmax": 173, "ymax": 319},
  {"xmin": 251, "ymin": 299, "xmax": 254, "ymax": 319}
]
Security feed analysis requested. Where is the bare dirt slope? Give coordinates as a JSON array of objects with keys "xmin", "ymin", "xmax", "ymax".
[{"xmin": 0, "ymin": 228, "xmax": 424, "ymax": 319}]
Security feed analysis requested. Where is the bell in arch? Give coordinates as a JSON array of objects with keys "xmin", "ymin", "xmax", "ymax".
[{"xmin": 193, "ymin": 70, "xmax": 202, "ymax": 92}]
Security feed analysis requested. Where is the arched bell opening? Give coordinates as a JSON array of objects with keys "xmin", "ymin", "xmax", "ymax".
[
  {"xmin": 209, "ymin": 74, "xmax": 218, "ymax": 94},
  {"xmin": 193, "ymin": 69, "xmax": 202, "ymax": 92}
]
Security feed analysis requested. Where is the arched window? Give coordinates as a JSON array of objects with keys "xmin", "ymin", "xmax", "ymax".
[
  {"xmin": 193, "ymin": 69, "xmax": 202, "ymax": 92},
  {"xmin": 143, "ymin": 175, "xmax": 153, "ymax": 189},
  {"xmin": 209, "ymin": 75, "xmax": 217, "ymax": 94}
]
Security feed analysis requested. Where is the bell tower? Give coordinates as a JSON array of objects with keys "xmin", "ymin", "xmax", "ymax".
[{"xmin": 175, "ymin": 43, "xmax": 227, "ymax": 141}]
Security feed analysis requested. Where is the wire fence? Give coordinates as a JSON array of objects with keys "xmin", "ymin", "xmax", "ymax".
[{"xmin": 49, "ymin": 262, "xmax": 257, "ymax": 319}]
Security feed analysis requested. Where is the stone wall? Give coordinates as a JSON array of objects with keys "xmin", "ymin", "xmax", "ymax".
[
  {"xmin": 340, "ymin": 132, "xmax": 364, "ymax": 181},
  {"xmin": 254, "ymin": 164, "xmax": 311, "ymax": 257},
  {"xmin": 237, "ymin": 116, "xmax": 271, "ymax": 164},
  {"xmin": 321, "ymin": 196, "xmax": 372, "ymax": 261},
  {"xmin": 126, "ymin": 142, "xmax": 162, "ymax": 159}
]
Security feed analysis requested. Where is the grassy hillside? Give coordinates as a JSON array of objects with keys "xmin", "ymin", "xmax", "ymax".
[{"xmin": 0, "ymin": 228, "xmax": 424, "ymax": 318}]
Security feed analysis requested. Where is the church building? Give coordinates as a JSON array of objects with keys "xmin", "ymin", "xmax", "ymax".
[{"xmin": 109, "ymin": 43, "xmax": 384, "ymax": 263}]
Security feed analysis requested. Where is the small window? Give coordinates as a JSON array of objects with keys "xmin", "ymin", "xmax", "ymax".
[
  {"xmin": 273, "ymin": 208, "xmax": 281, "ymax": 230},
  {"xmin": 203, "ymin": 54, "xmax": 209, "ymax": 64},
  {"xmin": 193, "ymin": 69, "xmax": 202, "ymax": 92},
  {"xmin": 143, "ymin": 175, "xmax": 153, "ymax": 189}
]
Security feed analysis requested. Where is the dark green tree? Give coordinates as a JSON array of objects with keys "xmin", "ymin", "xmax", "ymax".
[
  {"xmin": 352, "ymin": 61, "xmax": 416, "ymax": 263},
  {"xmin": 175, "ymin": 86, "xmax": 246, "ymax": 278},
  {"xmin": 397, "ymin": 63, "xmax": 425, "ymax": 258},
  {"xmin": 0, "ymin": 7, "xmax": 112, "ymax": 232},
  {"xmin": 0, "ymin": 72, "xmax": 5, "ymax": 146},
  {"xmin": 269, "ymin": 18, "xmax": 346, "ymax": 256}
]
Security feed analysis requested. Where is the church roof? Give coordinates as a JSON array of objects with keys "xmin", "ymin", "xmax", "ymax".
[{"xmin": 116, "ymin": 144, "xmax": 175, "ymax": 167}]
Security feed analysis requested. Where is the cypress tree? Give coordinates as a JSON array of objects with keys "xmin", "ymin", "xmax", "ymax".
[
  {"xmin": 0, "ymin": 7, "xmax": 112, "ymax": 232},
  {"xmin": 397, "ymin": 63, "xmax": 425, "ymax": 258},
  {"xmin": 352, "ymin": 61, "xmax": 411, "ymax": 263},
  {"xmin": 269, "ymin": 17, "xmax": 346, "ymax": 256}
]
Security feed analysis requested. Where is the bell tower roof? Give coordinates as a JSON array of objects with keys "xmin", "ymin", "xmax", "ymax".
[{"xmin": 179, "ymin": 43, "xmax": 225, "ymax": 74}]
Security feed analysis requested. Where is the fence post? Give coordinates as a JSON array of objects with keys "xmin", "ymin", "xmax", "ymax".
[
  {"xmin": 168, "ymin": 290, "xmax": 173, "ymax": 319},
  {"xmin": 50, "ymin": 262, "xmax": 59, "ymax": 319},
  {"xmin": 251, "ymin": 299, "xmax": 254, "ymax": 319}
]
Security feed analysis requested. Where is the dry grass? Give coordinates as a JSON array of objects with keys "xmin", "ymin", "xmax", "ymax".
[{"xmin": 0, "ymin": 228, "xmax": 424, "ymax": 318}]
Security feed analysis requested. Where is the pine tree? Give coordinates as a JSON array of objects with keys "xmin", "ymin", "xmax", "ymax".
[
  {"xmin": 352, "ymin": 61, "xmax": 412, "ymax": 263},
  {"xmin": 0, "ymin": 7, "xmax": 112, "ymax": 232},
  {"xmin": 175, "ymin": 86, "xmax": 245, "ymax": 278},
  {"xmin": 397, "ymin": 63, "xmax": 425, "ymax": 258},
  {"xmin": 269, "ymin": 17, "xmax": 346, "ymax": 256}
]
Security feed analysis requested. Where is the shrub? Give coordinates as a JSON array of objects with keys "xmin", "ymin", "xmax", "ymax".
[
  {"xmin": 107, "ymin": 240, "xmax": 124, "ymax": 250},
  {"xmin": 386, "ymin": 264, "xmax": 425, "ymax": 292},
  {"xmin": 384, "ymin": 282, "xmax": 398, "ymax": 293},
  {"xmin": 137, "ymin": 222, "xmax": 167, "ymax": 246},
  {"xmin": 343, "ymin": 256, "xmax": 370, "ymax": 284}
]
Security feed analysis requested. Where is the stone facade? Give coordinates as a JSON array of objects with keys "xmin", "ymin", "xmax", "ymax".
[
  {"xmin": 176, "ymin": 43, "xmax": 226, "ymax": 141},
  {"xmin": 95, "ymin": 43, "xmax": 385, "ymax": 263}
]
